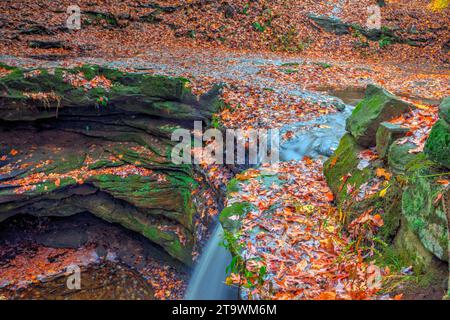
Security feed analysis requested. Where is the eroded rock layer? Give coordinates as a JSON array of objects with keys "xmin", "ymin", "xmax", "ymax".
[{"xmin": 0, "ymin": 64, "xmax": 223, "ymax": 265}]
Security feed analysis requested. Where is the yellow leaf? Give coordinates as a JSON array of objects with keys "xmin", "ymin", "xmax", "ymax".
[
  {"xmin": 236, "ymin": 169, "xmax": 260, "ymax": 180},
  {"xmin": 379, "ymin": 186, "xmax": 389, "ymax": 197},
  {"xmin": 428, "ymin": 0, "xmax": 449, "ymax": 11}
]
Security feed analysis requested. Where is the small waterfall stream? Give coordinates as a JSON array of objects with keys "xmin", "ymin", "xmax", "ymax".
[
  {"xmin": 185, "ymin": 224, "xmax": 238, "ymax": 300},
  {"xmin": 186, "ymin": 100, "xmax": 354, "ymax": 300}
]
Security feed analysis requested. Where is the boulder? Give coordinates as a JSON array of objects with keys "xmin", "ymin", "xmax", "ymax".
[
  {"xmin": 424, "ymin": 119, "xmax": 450, "ymax": 169},
  {"xmin": 376, "ymin": 122, "xmax": 410, "ymax": 159},
  {"xmin": 307, "ymin": 14, "xmax": 351, "ymax": 35},
  {"xmin": 402, "ymin": 174, "xmax": 449, "ymax": 262},
  {"xmin": 387, "ymin": 140, "xmax": 420, "ymax": 174},
  {"xmin": 324, "ymin": 133, "xmax": 374, "ymax": 201},
  {"xmin": 394, "ymin": 217, "xmax": 447, "ymax": 275},
  {"xmin": 346, "ymin": 84, "xmax": 414, "ymax": 147}
]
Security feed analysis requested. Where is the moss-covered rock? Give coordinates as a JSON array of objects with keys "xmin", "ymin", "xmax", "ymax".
[
  {"xmin": 394, "ymin": 217, "xmax": 447, "ymax": 275},
  {"xmin": 388, "ymin": 140, "xmax": 421, "ymax": 174},
  {"xmin": 324, "ymin": 133, "xmax": 374, "ymax": 202},
  {"xmin": 424, "ymin": 119, "xmax": 450, "ymax": 169},
  {"xmin": 0, "ymin": 64, "xmax": 220, "ymax": 122},
  {"xmin": 376, "ymin": 122, "xmax": 410, "ymax": 159},
  {"xmin": 346, "ymin": 85, "xmax": 413, "ymax": 147},
  {"xmin": 402, "ymin": 173, "xmax": 449, "ymax": 262}
]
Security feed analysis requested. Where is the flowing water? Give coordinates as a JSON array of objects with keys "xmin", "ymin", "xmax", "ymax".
[{"xmin": 185, "ymin": 224, "xmax": 238, "ymax": 300}]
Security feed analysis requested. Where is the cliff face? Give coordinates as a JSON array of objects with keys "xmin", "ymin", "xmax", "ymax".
[{"xmin": 0, "ymin": 64, "xmax": 223, "ymax": 265}]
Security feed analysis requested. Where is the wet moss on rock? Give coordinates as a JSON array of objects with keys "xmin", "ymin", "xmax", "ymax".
[
  {"xmin": 402, "ymin": 172, "xmax": 449, "ymax": 262},
  {"xmin": 424, "ymin": 119, "xmax": 450, "ymax": 169},
  {"xmin": 345, "ymin": 85, "xmax": 413, "ymax": 147},
  {"xmin": 324, "ymin": 133, "xmax": 374, "ymax": 202},
  {"xmin": 388, "ymin": 140, "xmax": 421, "ymax": 174}
]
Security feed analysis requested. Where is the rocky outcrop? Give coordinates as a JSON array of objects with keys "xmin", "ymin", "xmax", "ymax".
[
  {"xmin": 0, "ymin": 64, "xmax": 223, "ymax": 265},
  {"xmin": 324, "ymin": 88, "xmax": 449, "ymax": 295},
  {"xmin": 308, "ymin": 14, "xmax": 436, "ymax": 47}
]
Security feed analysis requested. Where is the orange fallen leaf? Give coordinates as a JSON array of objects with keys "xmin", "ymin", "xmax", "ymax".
[
  {"xmin": 376, "ymin": 168, "xmax": 391, "ymax": 180},
  {"xmin": 316, "ymin": 291, "xmax": 336, "ymax": 300},
  {"xmin": 236, "ymin": 169, "xmax": 260, "ymax": 180},
  {"xmin": 326, "ymin": 192, "xmax": 334, "ymax": 202},
  {"xmin": 9, "ymin": 149, "xmax": 19, "ymax": 156}
]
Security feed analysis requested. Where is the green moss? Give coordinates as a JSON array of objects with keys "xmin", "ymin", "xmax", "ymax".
[
  {"xmin": 388, "ymin": 141, "xmax": 421, "ymax": 174},
  {"xmin": 33, "ymin": 177, "xmax": 77, "ymax": 194},
  {"xmin": 45, "ymin": 152, "xmax": 86, "ymax": 174},
  {"xmin": 394, "ymin": 218, "xmax": 447, "ymax": 276},
  {"xmin": 402, "ymin": 172, "xmax": 449, "ymax": 261},
  {"xmin": 438, "ymin": 96, "xmax": 450, "ymax": 123},
  {"xmin": 424, "ymin": 119, "xmax": 450, "ymax": 169},
  {"xmin": 324, "ymin": 133, "xmax": 374, "ymax": 202},
  {"xmin": 281, "ymin": 62, "xmax": 300, "ymax": 67},
  {"xmin": 378, "ymin": 181, "xmax": 402, "ymax": 241},
  {"xmin": 376, "ymin": 122, "xmax": 409, "ymax": 159},
  {"xmin": 220, "ymin": 202, "xmax": 255, "ymax": 233},
  {"xmin": 345, "ymin": 85, "xmax": 413, "ymax": 147},
  {"xmin": 87, "ymin": 159, "xmax": 124, "ymax": 170}
]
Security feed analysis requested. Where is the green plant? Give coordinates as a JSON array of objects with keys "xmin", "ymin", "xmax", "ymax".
[
  {"xmin": 252, "ymin": 21, "xmax": 265, "ymax": 32},
  {"xmin": 211, "ymin": 114, "xmax": 221, "ymax": 129},
  {"xmin": 96, "ymin": 96, "xmax": 108, "ymax": 107},
  {"xmin": 242, "ymin": 3, "xmax": 250, "ymax": 15},
  {"xmin": 379, "ymin": 34, "xmax": 393, "ymax": 48},
  {"xmin": 280, "ymin": 68, "xmax": 298, "ymax": 74},
  {"xmin": 314, "ymin": 62, "xmax": 332, "ymax": 69},
  {"xmin": 221, "ymin": 231, "xmax": 267, "ymax": 293}
]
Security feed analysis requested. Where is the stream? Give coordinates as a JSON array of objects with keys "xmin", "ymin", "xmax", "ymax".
[
  {"xmin": 185, "ymin": 98, "xmax": 355, "ymax": 300},
  {"xmin": 185, "ymin": 224, "xmax": 238, "ymax": 300}
]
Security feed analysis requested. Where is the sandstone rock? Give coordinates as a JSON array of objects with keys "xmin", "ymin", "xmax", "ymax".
[{"xmin": 0, "ymin": 64, "xmax": 223, "ymax": 265}]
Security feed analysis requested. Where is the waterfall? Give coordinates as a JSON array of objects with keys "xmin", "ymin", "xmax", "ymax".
[{"xmin": 185, "ymin": 224, "xmax": 238, "ymax": 300}]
